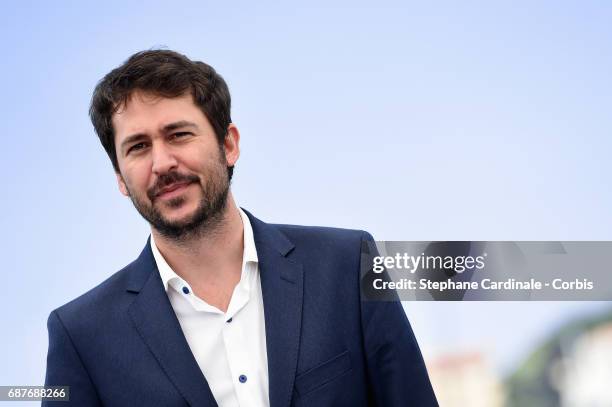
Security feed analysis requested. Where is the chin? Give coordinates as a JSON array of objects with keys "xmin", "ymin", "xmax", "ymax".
[{"xmin": 161, "ymin": 208, "xmax": 199, "ymax": 225}]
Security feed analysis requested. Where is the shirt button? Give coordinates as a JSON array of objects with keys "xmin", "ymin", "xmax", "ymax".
[
  {"xmin": 182, "ymin": 286, "xmax": 190, "ymax": 294},
  {"xmin": 226, "ymin": 317, "xmax": 233, "ymax": 323},
  {"xmin": 239, "ymin": 375, "xmax": 247, "ymax": 383}
]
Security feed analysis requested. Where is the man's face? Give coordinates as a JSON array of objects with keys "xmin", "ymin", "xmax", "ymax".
[{"xmin": 112, "ymin": 91, "xmax": 239, "ymax": 239}]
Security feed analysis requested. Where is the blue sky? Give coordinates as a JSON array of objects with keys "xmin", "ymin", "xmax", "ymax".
[{"xmin": 1, "ymin": 1, "xmax": 611, "ymax": 398}]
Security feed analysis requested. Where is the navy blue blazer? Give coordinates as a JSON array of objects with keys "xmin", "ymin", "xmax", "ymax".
[{"xmin": 44, "ymin": 211, "xmax": 438, "ymax": 406}]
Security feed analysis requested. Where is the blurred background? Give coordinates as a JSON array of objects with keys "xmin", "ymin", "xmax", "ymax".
[{"xmin": 1, "ymin": 1, "xmax": 611, "ymax": 406}]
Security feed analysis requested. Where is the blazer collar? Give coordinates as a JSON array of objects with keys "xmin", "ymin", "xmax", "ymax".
[
  {"xmin": 244, "ymin": 209, "xmax": 304, "ymax": 407},
  {"xmin": 243, "ymin": 208, "xmax": 294, "ymax": 257},
  {"xmin": 126, "ymin": 238, "xmax": 218, "ymax": 406},
  {"xmin": 125, "ymin": 210, "xmax": 304, "ymax": 407}
]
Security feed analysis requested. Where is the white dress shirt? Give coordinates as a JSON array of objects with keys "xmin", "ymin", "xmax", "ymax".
[{"xmin": 150, "ymin": 208, "xmax": 269, "ymax": 407}]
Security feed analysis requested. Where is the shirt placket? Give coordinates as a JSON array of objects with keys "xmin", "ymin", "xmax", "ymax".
[{"xmin": 223, "ymin": 262, "xmax": 260, "ymax": 406}]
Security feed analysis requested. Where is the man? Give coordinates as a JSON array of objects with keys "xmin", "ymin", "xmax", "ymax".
[{"xmin": 44, "ymin": 50, "xmax": 438, "ymax": 406}]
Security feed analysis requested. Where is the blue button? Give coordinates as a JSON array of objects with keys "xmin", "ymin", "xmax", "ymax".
[
  {"xmin": 182, "ymin": 286, "xmax": 190, "ymax": 294},
  {"xmin": 226, "ymin": 317, "xmax": 233, "ymax": 323},
  {"xmin": 239, "ymin": 375, "xmax": 247, "ymax": 383}
]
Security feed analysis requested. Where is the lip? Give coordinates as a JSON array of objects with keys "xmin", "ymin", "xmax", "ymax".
[{"xmin": 156, "ymin": 182, "xmax": 192, "ymax": 200}]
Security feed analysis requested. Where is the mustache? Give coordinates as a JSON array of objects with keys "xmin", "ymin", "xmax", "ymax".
[{"xmin": 147, "ymin": 172, "xmax": 200, "ymax": 201}]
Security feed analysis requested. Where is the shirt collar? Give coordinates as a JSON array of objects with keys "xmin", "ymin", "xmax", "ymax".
[
  {"xmin": 239, "ymin": 207, "xmax": 258, "ymax": 266},
  {"xmin": 150, "ymin": 207, "xmax": 259, "ymax": 292}
]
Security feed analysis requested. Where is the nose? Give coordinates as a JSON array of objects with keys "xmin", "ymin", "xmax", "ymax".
[{"xmin": 151, "ymin": 143, "xmax": 178, "ymax": 175}]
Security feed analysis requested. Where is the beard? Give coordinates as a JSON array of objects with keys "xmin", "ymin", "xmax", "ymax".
[{"xmin": 124, "ymin": 157, "xmax": 230, "ymax": 242}]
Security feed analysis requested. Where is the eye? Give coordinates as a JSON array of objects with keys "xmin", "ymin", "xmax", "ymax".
[
  {"xmin": 170, "ymin": 132, "xmax": 192, "ymax": 140},
  {"xmin": 127, "ymin": 142, "xmax": 147, "ymax": 155}
]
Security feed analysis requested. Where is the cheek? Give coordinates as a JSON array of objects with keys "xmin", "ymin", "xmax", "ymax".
[{"xmin": 121, "ymin": 167, "xmax": 150, "ymax": 195}]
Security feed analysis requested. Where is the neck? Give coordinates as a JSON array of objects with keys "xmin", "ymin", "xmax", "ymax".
[{"xmin": 151, "ymin": 193, "xmax": 244, "ymax": 286}]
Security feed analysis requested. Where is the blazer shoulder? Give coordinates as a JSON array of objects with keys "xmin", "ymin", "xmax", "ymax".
[
  {"xmin": 50, "ymin": 256, "xmax": 145, "ymax": 327},
  {"xmin": 275, "ymin": 222, "xmax": 371, "ymax": 238},
  {"xmin": 273, "ymin": 223, "xmax": 375, "ymax": 252}
]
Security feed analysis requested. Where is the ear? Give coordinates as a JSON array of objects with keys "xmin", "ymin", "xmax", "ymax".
[
  {"xmin": 116, "ymin": 172, "xmax": 130, "ymax": 197},
  {"xmin": 223, "ymin": 124, "xmax": 240, "ymax": 166}
]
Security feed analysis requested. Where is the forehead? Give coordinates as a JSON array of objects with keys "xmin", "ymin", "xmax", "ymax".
[{"xmin": 112, "ymin": 91, "xmax": 210, "ymax": 140}]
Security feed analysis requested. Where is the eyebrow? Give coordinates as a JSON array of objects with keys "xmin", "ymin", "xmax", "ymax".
[
  {"xmin": 162, "ymin": 120, "xmax": 198, "ymax": 132},
  {"xmin": 119, "ymin": 121, "xmax": 199, "ymax": 155}
]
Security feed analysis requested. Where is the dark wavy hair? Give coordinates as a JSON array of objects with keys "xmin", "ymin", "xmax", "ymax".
[{"xmin": 89, "ymin": 49, "xmax": 233, "ymax": 179}]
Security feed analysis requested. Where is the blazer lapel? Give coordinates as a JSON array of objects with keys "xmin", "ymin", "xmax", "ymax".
[
  {"xmin": 246, "ymin": 211, "xmax": 304, "ymax": 407},
  {"xmin": 126, "ymin": 241, "xmax": 218, "ymax": 407}
]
